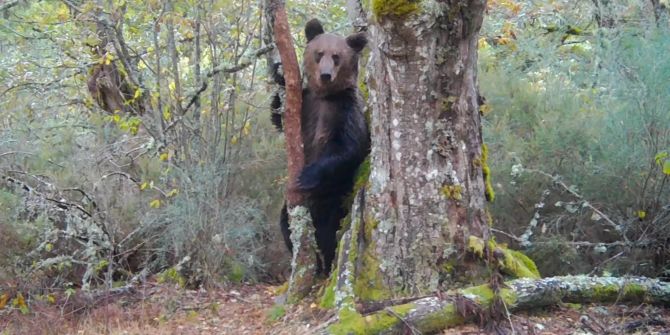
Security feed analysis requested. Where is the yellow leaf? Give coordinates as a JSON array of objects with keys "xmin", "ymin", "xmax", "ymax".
[
  {"xmin": 169, "ymin": 81, "xmax": 176, "ymax": 93},
  {"xmin": 663, "ymin": 161, "xmax": 670, "ymax": 175},
  {"xmin": 230, "ymin": 135, "xmax": 239, "ymax": 144},
  {"xmin": 140, "ymin": 182, "xmax": 149, "ymax": 191},
  {"xmin": 159, "ymin": 152, "xmax": 169, "ymax": 161},
  {"xmin": 478, "ymin": 37, "xmax": 490, "ymax": 50},
  {"xmin": 56, "ymin": 4, "xmax": 69, "ymax": 21},
  {"xmin": 496, "ymin": 36, "xmax": 513, "ymax": 45},
  {"xmin": 479, "ymin": 104, "xmax": 492, "ymax": 115},
  {"xmin": 133, "ymin": 88, "xmax": 143, "ymax": 100},
  {"xmin": 45, "ymin": 243, "xmax": 53, "ymax": 252},
  {"xmin": 243, "ymin": 121, "xmax": 251, "ymax": 136},
  {"xmin": 112, "ymin": 114, "xmax": 121, "ymax": 123},
  {"xmin": 637, "ymin": 210, "xmax": 646, "ymax": 220},
  {"xmin": 12, "ymin": 292, "xmax": 29, "ymax": 314},
  {"xmin": 149, "ymin": 199, "xmax": 161, "ymax": 208},
  {"xmin": 0, "ymin": 293, "xmax": 9, "ymax": 309},
  {"xmin": 167, "ymin": 189, "xmax": 179, "ymax": 197},
  {"xmin": 163, "ymin": 108, "xmax": 171, "ymax": 121},
  {"xmin": 47, "ymin": 294, "xmax": 56, "ymax": 304}
]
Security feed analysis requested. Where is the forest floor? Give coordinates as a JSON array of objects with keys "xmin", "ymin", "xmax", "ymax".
[{"xmin": 2, "ymin": 280, "xmax": 670, "ymax": 335}]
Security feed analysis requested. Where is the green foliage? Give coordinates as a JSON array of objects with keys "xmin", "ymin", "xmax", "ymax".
[
  {"xmin": 157, "ymin": 267, "xmax": 187, "ymax": 288},
  {"xmin": 0, "ymin": 0, "xmax": 311, "ymax": 290},
  {"xmin": 266, "ymin": 304, "xmax": 286, "ymax": 322},
  {"xmin": 481, "ymin": 0, "xmax": 670, "ymax": 277}
]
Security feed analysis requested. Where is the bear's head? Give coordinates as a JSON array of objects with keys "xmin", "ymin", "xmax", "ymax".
[{"xmin": 303, "ymin": 19, "xmax": 367, "ymax": 96}]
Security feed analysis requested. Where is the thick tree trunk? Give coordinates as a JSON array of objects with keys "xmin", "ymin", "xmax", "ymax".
[
  {"xmin": 340, "ymin": 0, "xmax": 490, "ymax": 298},
  {"xmin": 317, "ymin": 2, "xmax": 670, "ymax": 334}
]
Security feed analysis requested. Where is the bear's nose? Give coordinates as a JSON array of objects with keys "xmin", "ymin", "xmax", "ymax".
[{"xmin": 320, "ymin": 73, "xmax": 332, "ymax": 82}]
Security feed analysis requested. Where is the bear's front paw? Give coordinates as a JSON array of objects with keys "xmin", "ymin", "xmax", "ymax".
[{"xmin": 298, "ymin": 164, "xmax": 322, "ymax": 191}]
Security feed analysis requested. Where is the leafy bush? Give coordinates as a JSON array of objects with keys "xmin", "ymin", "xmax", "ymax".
[{"xmin": 481, "ymin": 2, "xmax": 670, "ymax": 277}]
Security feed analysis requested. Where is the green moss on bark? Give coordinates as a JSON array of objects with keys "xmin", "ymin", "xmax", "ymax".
[
  {"xmin": 353, "ymin": 239, "xmax": 389, "ymax": 301},
  {"xmin": 481, "ymin": 144, "xmax": 495, "ymax": 202},
  {"xmin": 344, "ymin": 158, "xmax": 371, "ymax": 211},
  {"xmin": 467, "ymin": 236, "xmax": 540, "ymax": 279},
  {"xmin": 372, "ymin": 0, "xmax": 420, "ymax": 18},
  {"xmin": 328, "ymin": 304, "xmax": 415, "ymax": 335},
  {"xmin": 462, "ymin": 284, "xmax": 517, "ymax": 306}
]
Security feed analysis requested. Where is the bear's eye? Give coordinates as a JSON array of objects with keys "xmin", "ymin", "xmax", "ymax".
[
  {"xmin": 332, "ymin": 54, "xmax": 340, "ymax": 66},
  {"xmin": 316, "ymin": 51, "xmax": 324, "ymax": 62}
]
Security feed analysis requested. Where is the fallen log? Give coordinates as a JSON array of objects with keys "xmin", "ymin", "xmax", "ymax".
[{"xmin": 320, "ymin": 275, "xmax": 670, "ymax": 334}]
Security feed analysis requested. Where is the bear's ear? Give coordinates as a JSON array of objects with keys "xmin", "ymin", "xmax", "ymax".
[
  {"xmin": 305, "ymin": 19, "xmax": 325, "ymax": 42},
  {"xmin": 346, "ymin": 32, "xmax": 367, "ymax": 53}
]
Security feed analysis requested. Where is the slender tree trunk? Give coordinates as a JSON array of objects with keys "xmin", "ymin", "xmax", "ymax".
[
  {"xmin": 266, "ymin": 0, "xmax": 318, "ymax": 301},
  {"xmin": 352, "ymin": 0, "xmax": 490, "ymax": 296}
]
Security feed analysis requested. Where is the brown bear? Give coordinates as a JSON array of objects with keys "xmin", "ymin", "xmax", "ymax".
[{"xmin": 272, "ymin": 19, "xmax": 369, "ymax": 275}]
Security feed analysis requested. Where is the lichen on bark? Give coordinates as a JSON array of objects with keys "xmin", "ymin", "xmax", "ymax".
[{"xmin": 286, "ymin": 205, "xmax": 317, "ymax": 303}]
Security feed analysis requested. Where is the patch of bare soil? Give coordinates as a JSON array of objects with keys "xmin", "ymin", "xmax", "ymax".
[{"xmin": 2, "ymin": 282, "xmax": 669, "ymax": 334}]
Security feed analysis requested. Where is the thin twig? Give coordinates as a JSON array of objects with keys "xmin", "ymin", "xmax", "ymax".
[{"xmin": 383, "ymin": 307, "xmax": 422, "ymax": 335}]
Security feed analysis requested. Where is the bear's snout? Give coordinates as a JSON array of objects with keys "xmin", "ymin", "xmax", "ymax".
[{"xmin": 320, "ymin": 73, "xmax": 332, "ymax": 83}]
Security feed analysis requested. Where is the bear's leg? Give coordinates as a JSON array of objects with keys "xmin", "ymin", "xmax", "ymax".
[
  {"xmin": 279, "ymin": 203, "xmax": 292, "ymax": 252},
  {"xmin": 315, "ymin": 220, "xmax": 338, "ymax": 275},
  {"xmin": 312, "ymin": 197, "xmax": 347, "ymax": 275}
]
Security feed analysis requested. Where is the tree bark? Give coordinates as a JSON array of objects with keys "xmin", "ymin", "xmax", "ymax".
[{"xmin": 343, "ymin": 0, "xmax": 490, "ymax": 297}]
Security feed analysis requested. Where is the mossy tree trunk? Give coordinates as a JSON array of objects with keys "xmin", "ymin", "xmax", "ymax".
[
  {"xmin": 316, "ymin": 2, "xmax": 670, "ymax": 334},
  {"xmin": 332, "ymin": 0, "xmax": 491, "ymax": 302}
]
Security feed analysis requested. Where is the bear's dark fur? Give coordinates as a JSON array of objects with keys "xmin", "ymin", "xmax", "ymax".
[{"xmin": 273, "ymin": 19, "xmax": 369, "ymax": 275}]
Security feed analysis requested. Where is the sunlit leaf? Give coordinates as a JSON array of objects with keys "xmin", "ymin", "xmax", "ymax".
[
  {"xmin": 163, "ymin": 107, "xmax": 171, "ymax": 121},
  {"xmin": 149, "ymin": 199, "xmax": 161, "ymax": 208},
  {"xmin": 0, "ymin": 293, "xmax": 8, "ymax": 309},
  {"xmin": 636, "ymin": 210, "xmax": 646, "ymax": 220},
  {"xmin": 56, "ymin": 4, "xmax": 69, "ymax": 21},
  {"xmin": 12, "ymin": 293, "xmax": 29, "ymax": 314},
  {"xmin": 478, "ymin": 37, "xmax": 490, "ymax": 50},
  {"xmin": 243, "ymin": 120, "xmax": 251, "ymax": 136},
  {"xmin": 479, "ymin": 104, "xmax": 492, "ymax": 115}
]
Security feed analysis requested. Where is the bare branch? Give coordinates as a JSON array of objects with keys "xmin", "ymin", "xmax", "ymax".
[{"xmin": 182, "ymin": 44, "xmax": 275, "ymax": 114}]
